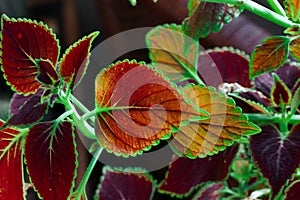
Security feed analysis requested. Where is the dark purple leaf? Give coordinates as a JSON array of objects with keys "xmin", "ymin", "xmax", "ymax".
[
  {"xmin": 25, "ymin": 121, "xmax": 77, "ymax": 200},
  {"xmin": 5, "ymin": 95, "xmax": 48, "ymax": 127},
  {"xmin": 197, "ymin": 47, "xmax": 251, "ymax": 88},
  {"xmin": 96, "ymin": 167, "xmax": 155, "ymax": 200},
  {"xmin": 0, "ymin": 15, "xmax": 59, "ymax": 94},
  {"xmin": 285, "ymin": 180, "xmax": 300, "ymax": 200},
  {"xmin": 250, "ymin": 124, "xmax": 300, "ymax": 196},
  {"xmin": 195, "ymin": 183, "xmax": 223, "ymax": 200},
  {"xmin": 0, "ymin": 120, "xmax": 24, "ymax": 199},
  {"xmin": 158, "ymin": 144, "xmax": 238, "ymax": 196}
]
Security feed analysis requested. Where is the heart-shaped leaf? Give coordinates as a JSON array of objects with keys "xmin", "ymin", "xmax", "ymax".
[
  {"xmin": 250, "ymin": 124, "xmax": 300, "ymax": 196},
  {"xmin": 270, "ymin": 74, "xmax": 292, "ymax": 106},
  {"xmin": 0, "ymin": 15, "xmax": 59, "ymax": 94},
  {"xmin": 289, "ymin": 36, "xmax": 300, "ymax": 61},
  {"xmin": 0, "ymin": 120, "xmax": 24, "ymax": 199},
  {"xmin": 197, "ymin": 47, "xmax": 251, "ymax": 88},
  {"xmin": 59, "ymin": 32, "xmax": 99, "ymax": 89},
  {"xmin": 146, "ymin": 24, "xmax": 199, "ymax": 83},
  {"xmin": 184, "ymin": 1, "xmax": 243, "ymax": 39},
  {"xmin": 250, "ymin": 36, "xmax": 290, "ymax": 79},
  {"xmin": 284, "ymin": 0, "xmax": 300, "ymax": 23},
  {"xmin": 95, "ymin": 167, "xmax": 155, "ymax": 200},
  {"xmin": 285, "ymin": 180, "xmax": 300, "ymax": 200},
  {"xmin": 25, "ymin": 121, "xmax": 77, "ymax": 200},
  {"xmin": 95, "ymin": 60, "xmax": 208, "ymax": 156},
  {"xmin": 158, "ymin": 145, "xmax": 238, "ymax": 196},
  {"xmin": 170, "ymin": 85, "xmax": 260, "ymax": 158},
  {"xmin": 195, "ymin": 183, "xmax": 223, "ymax": 200}
]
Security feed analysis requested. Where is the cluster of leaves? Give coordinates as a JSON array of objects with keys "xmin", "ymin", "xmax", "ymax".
[{"xmin": 0, "ymin": 0, "xmax": 300, "ymax": 200}]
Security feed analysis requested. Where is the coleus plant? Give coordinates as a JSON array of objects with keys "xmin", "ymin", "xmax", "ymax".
[{"xmin": 0, "ymin": 0, "xmax": 300, "ymax": 200}]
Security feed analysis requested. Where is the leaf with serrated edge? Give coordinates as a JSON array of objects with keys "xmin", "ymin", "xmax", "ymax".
[
  {"xmin": 25, "ymin": 121, "xmax": 77, "ymax": 200},
  {"xmin": 270, "ymin": 74, "xmax": 292, "ymax": 106},
  {"xmin": 284, "ymin": 0, "xmax": 300, "ymax": 23},
  {"xmin": 170, "ymin": 85, "xmax": 260, "ymax": 158},
  {"xmin": 289, "ymin": 36, "xmax": 300, "ymax": 61},
  {"xmin": 0, "ymin": 120, "xmax": 25, "ymax": 199},
  {"xmin": 59, "ymin": 31, "xmax": 99, "ymax": 89},
  {"xmin": 95, "ymin": 60, "xmax": 208, "ymax": 156},
  {"xmin": 95, "ymin": 166, "xmax": 155, "ymax": 200},
  {"xmin": 0, "ymin": 14, "xmax": 60, "ymax": 94},
  {"xmin": 195, "ymin": 183, "xmax": 223, "ymax": 200},
  {"xmin": 146, "ymin": 24, "xmax": 199, "ymax": 82},
  {"xmin": 250, "ymin": 124, "xmax": 300, "ymax": 197},
  {"xmin": 158, "ymin": 145, "xmax": 238, "ymax": 196},
  {"xmin": 184, "ymin": 1, "xmax": 243, "ymax": 39},
  {"xmin": 250, "ymin": 36, "xmax": 290, "ymax": 79}
]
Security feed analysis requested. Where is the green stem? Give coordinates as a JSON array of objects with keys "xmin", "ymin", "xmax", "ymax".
[
  {"xmin": 266, "ymin": 0, "xmax": 286, "ymax": 17},
  {"xmin": 246, "ymin": 113, "xmax": 300, "ymax": 125},
  {"xmin": 201, "ymin": 0, "xmax": 295, "ymax": 28},
  {"xmin": 74, "ymin": 147, "xmax": 103, "ymax": 200}
]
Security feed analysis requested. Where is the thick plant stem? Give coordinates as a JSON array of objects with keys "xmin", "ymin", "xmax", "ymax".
[
  {"xmin": 246, "ymin": 113, "xmax": 300, "ymax": 125},
  {"xmin": 201, "ymin": 0, "xmax": 295, "ymax": 28},
  {"xmin": 266, "ymin": 0, "xmax": 286, "ymax": 17},
  {"xmin": 74, "ymin": 147, "xmax": 103, "ymax": 200}
]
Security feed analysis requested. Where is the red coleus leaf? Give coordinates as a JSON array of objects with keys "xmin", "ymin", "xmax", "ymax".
[
  {"xmin": 289, "ymin": 36, "xmax": 300, "ymax": 61},
  {"xmin": 284, "ymin": 0, "xmax": 300, "ymax": 23},
  {"xmin": 59, "ymin": 32, "xmax": 99, "ymax": 89},
  {"xmin": 250, "ymin": 124, "xmax": 300, "ymax": 197},
  {"xmin": 285, "ymin": 180, "xmax": 300, "ymax": 200},
  {"xmin": 0, "ymin": 120, "xmax": 24, "ymax": 199},
  {"xmin": 270, "ymin": 74, "xmax": 292, "ymax": 106},
  {"xmin": 36, "ymin": 59, "xmax": 59, "ymax": 86},
  {"xmin": 95, "ymin": 60, "xmax": 208, "ymax": 156},
  {"xmin": 158, "ymin": 144, "xmax": 238, "ymax": 196},
  {"xmin": 197, "ymin": 47, "xmax": 251, "ymax": 88},
  {"xmin": 25, "ymin": 121, "xmax": 77, "ymax": 200},
  {"xmin": 0, "ymin": 15, "xmax": 59, "ymax": 94},
  {"xmin": 95, "ymin": 167, "xmax": 155, "ymax": 200},
  {"xmin": 196, "ymin": 183, "xmax": 223, "ymax": 200},
  {"xmin": 249, "ymin": 36, "xmax": 290, "ymax": 79},
  {"xmin": 184, "ymin": 1, "xmax": 243, "ymax": 39}
]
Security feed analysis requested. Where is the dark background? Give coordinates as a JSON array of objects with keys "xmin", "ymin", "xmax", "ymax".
[{"xmin": 0, "ymin": 0, "xmax": 283, "ymax": 199}]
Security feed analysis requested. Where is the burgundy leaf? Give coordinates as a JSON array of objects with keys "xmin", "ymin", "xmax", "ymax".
[
  {"xmin": 59, "ymin": 32, "xmax": 99, "ymax": 89},
  {"xmin": 0, "ymin": 120, "xmax": 24, "ymax": 199},
  {"xmin": 250, "ymin": 124, "xmax": 300, "ymax": 196},
  {"xmin": 158, "ymin": 144, "xmax": 238, "ymax": 196},
  {"xmin": 285, "ymin": 181, "xmax": 300, "ymax": 200},
  {"xmin": 25, "ymin": 121, "xmax": 77, "ymax": 200},
  {"xmin": 196, "ymin": 183, "xmax": 223, "ymax": 200},
  {"xmin": 197, "ymin": 47, "xmax": 251, "ymax": 88},
  {"xmin": 270, "ymin": 74, "xmax": 291, "ymax": 106},
  {"xmin": 96, "ymin": 167, "xmax": 155, "ymax": 200},
  {"xmin": 5, "ymin": 95, "xmax": 48, "ymax": 127},
  {"xmin": 36, "ymin": 59, "xmax": 59, "ymax": 85},
  {"xmin": 0, "ymin": 15, "xmax": 59, "ymax": 94}
]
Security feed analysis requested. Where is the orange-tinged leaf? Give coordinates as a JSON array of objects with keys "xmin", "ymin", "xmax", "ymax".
[
  {"xmin": 290, "ymin": 36, "xmax": 300, "ymax": 61},
  {"xmin": 271, "ymin": 74, "xmax": 292, "ymax": 106},
  {"xmin": 146, "ymin": 24, "xmax": 199, "ymax": 82},
  {"xmin": 170, "ymin": 85, "xmax": 260, "ymax": 158},
  {"xmin": 250, "ymin": 36, "xmax": 290, "ymax": 79},
  {"xmin": 284, "ymin": 0, "xmax": 300, "ymax": 23},
  {"xmin": 95, "ymin": 60, "xmax": 208, "ymax": 156}
]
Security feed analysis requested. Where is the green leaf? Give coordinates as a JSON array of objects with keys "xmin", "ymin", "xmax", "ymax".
[
  {"xmin": 284, "ymin": 25, "xmax": 300, "ymax": 35},
  {"xmin": 270, "ymin": 74, "xmax": 292, "ymax": 106},
  {"xmin": 146, "ymin": 24, "xmax": 200, "ymax": 83},
  {"xmin": 250, "ymin": 36, "xmax": 290, "ymax": 79},
  {"xmin": 289, "ymin": 36, "xmax": 300, "ymax": 61},
  {"xmin": 284, "ymin": 0, "xmax": 300, "ymax": 23}
]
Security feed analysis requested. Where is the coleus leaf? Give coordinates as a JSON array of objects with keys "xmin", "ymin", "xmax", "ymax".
[
  {"xmin": 0, "ymin": 15, "xmax": 59, "ymax": 94},
  {"xmin": 284, "ymin": 0, "xmax": 300, "ymax": 23},
  {"xmin": 197, "ymin": 47, "xmax": 251, "ymax": 88},
  {"xmin": 36, "ymin": 59, "xmax": 59, "ymax": 86},
  {"xmin": 169, "ymin": 85, "xmax": 260, "ymax": 158},
  {"xmin": 250, "ymin": 124, "xmax": 300, "ymax": 197},
  {"xmin": 59, "ymin": 32, "xmax": 99, "ymax": 89},
  {"xmin": 249, "ymin": 36, "xmax": 290, "ymax": 79},
  {"xmin": 95, "ymin": 167, "xmax": 155, "ymax": 200},
  {"xmin": 289, "ymin": 36, "xmax": 300, "ymax": 61},
  {"xmin": 25, "ymin": 121, "xmax": 77, "ymax": 200},
  {"xmin": 183, "ymin": 1, "xmax": 243, "ymax": 39},
  {"xmin": 291, "ymin": 82, "xmax": 300, "ymax": 114},
  {"xmin": 285, "ymin": 180, "xmax": 300, "ymax": 200},
  {"xmin": 284, "ymin": 25, "xmax": 300, "ymax": 35},
  {"xmin": 195, "ymin": 183, "xmax": 223, "ymax": 200},
  {"xmin": 158, "ymin": 145, "xmax": 238, "ymax": 196},
  {"xmin": 270, "ymin": 74, "xmax": 292, "ymax": 106},
  {"xmin": 95, "ymin": 60, "xmax": 208, "ymax": 156},
  {"xmin": 146, "ymin": 24, "xmax": 199, "ymax": 83},
  {"xmin": 0, "ymin": 120, "xmax": 24, "ymax": 199}
]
